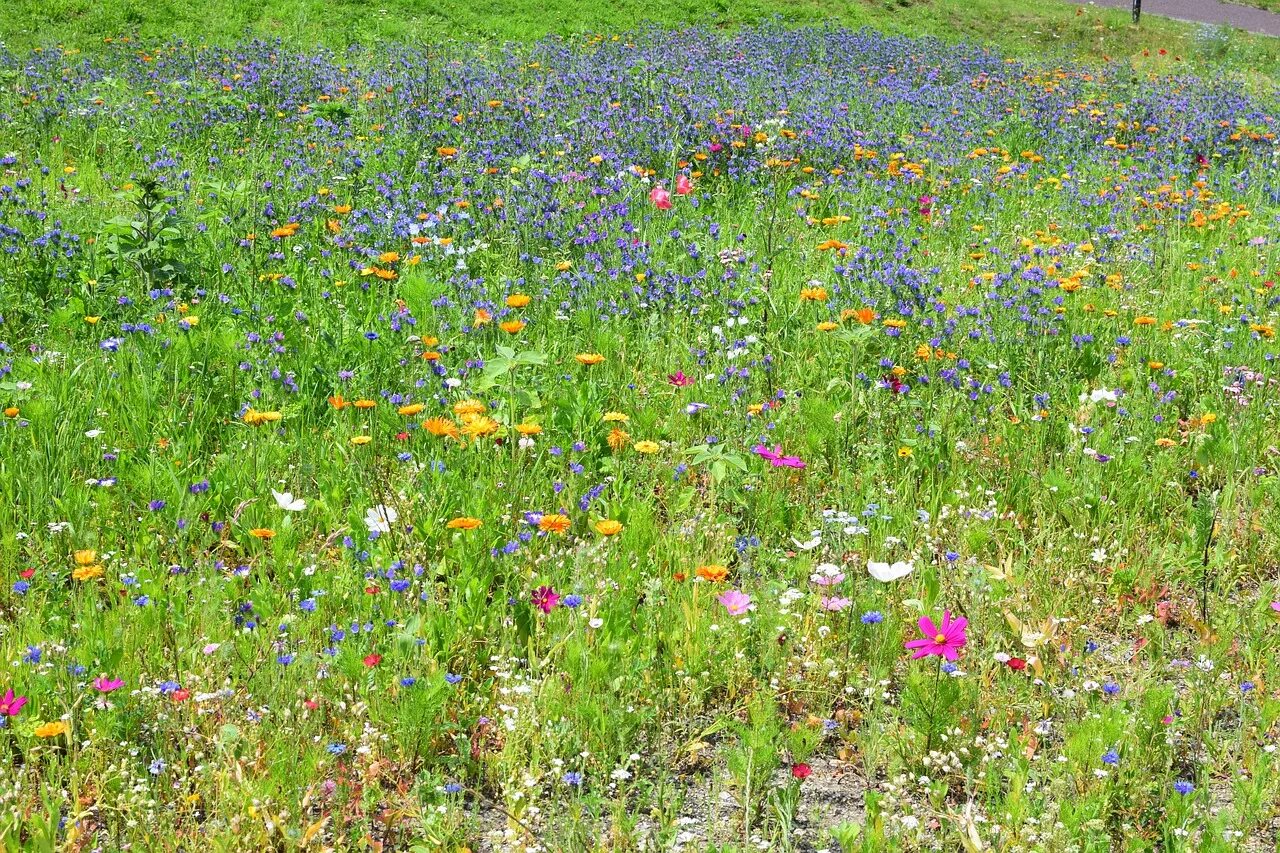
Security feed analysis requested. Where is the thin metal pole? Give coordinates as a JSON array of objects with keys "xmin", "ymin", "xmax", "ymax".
[{"xmin": 1132, "ymin": 0, "xmax": 1141, "ymax": 23}]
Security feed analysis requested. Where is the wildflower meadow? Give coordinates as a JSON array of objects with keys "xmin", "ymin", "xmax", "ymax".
[{"xmin": 1, "ymin": 13, "xmax": 1280, "ymax": 852}]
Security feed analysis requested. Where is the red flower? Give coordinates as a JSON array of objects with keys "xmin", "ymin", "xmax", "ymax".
[
  {"xmin": 675, "ymin": 175, "xmax": 692, "ymax": 195},
  {"xmin": 363, "ymin": 653, "xmax": 382, "ymax": 668},
  {"xmin": 304, "ymin": 698, "xmax": 320, "ymax": 710},
  {"xmin": 791, "ymin": 763, "xmax": 812, "ymax": 780},
  {"xmin": 365, "ymin": 585, "xmax": 381, "ymax": 595},
  {"xmin": 172, "ymin": 689, "xmax": 191, "ymax": 702},
  {"xmin": 19, "ymin": 568, "xmax": 35, "ymax": 579},
  {"xmin": 1006, "ymin": 657, "xmax": 1027, "ymax": 671},
  {"xmin": 395, "ymin": 431, "xmax": 409, "ymax": 441},
  {"xmin": 649, "ymin": 186, "xmax": 672, "ymax": 210}
]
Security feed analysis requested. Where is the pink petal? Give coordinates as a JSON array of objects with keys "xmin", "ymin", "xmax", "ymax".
[
  {"xmin": 918, "ymin": 616, "xmax": 938, "ymax": 638},
  {"xmin": 942, "ymin": 646, "xmax": 959, "ymax": 661}
]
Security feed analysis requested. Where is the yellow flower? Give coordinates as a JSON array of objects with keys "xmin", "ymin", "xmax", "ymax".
[
  {"xmin": 1133, "ymin": 316, "xmax": 1157, "ymax": 326},
  {"xmin": 249, "ymin": 528, "xmax": 276, "ymax": 539},
  {"xmin": 799, "ymin": 286, "xmax": 829, "ymax": 302},
  {"xmin": 34, "ymin": 721, "xmax": 69, "ymax": 738},
  {"xmin": 515, "ymin": 423, "xmax": 543, "ymax": 436},
  {"xmin": 897, "ymin": 446, "xmax": 913, "ymax": 458},
  {"xmin": 633, "ymin": 440, "xmax": 660, "ymax": 454},
  {"xmin": 574, "ymin": 353, "xmax": 605, "ymax": 365},
  {"xmin": 446, "ymin": 517, "xmax": 483, "ymax": 530},
  {"xmin": 816, "ymin": 321, "xmax": 838, "ymax": 332},
  {"xmin": 1200, "ymin": 412, "xmax": 1217, "ymax": 425},
  {"xmin": 506, "ymin": 293, "xmax": 531, "ymax": 308},
  {"xmin": 453, "ymin": 399, "xmax": 487, "ymax": 418},
  {"xmin": 696, "ymin": 564, "xmax": 728, "ymax": 582},
  {"xmin": 84, "ymin": 316, "xmax": 100, "ymax": 324},
  {"xmin": 242, "ymin": 408, "xmax": 282, "ymax": 426},
  {"xmin": 397, "ymin": 403, "xmax": 425, "ymax": 416},
  {"xmin": 349, "ymin": 435, "xmax": 372, "ymax": 446},
  {"xmin": 73, "ymin": 549, "xmax": 97, "ymax": 566},
  {"xmin": 1148, "ymin": 361, "xmax": 1164, "ymax": 370},
  {"xmin": 607, "ymin": 427, "xmax": 631, "ymax": 451},
  {"xmin": 539, "ymin": 514, "xmax": 571, "ymax": 535},
  {"xmin": 500, "ymin": 320, "xmax": 526, "ymax": 334},
  {"xmin": 1155, "ymin": 437, "xmax": 1177, "ymax": 448},
  {"xmin": 555, "ymin": 260, "xmax": 573, "ymax": 272},
  {"xmin": 601, "ymin": 411, "xmax": 629, "ymax": 423},
  {"xmin": 73, "ymin": 564, "xmax": 105, "ymax": 581},
  {"xmin": 462, "ymin": 416, "xmax": 500, "ymax": 438},
  {"xmin": 353, "ymin": 399, "xmax": 377, "ymax": 409},
  {"xmin": 594, "ymin": 519, "xmax": 623, "ymax": 536}
]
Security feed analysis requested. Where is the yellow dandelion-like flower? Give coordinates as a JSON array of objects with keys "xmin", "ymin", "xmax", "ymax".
[
  {"xmin": 816, "ymin": 321, "xmax": 838, "ymax": 332},
  {"xmin": 73, "ymin": 549, "xmax": 97, "ymax": 566},
  {"xmin": 397, "ymin": 403, "xmax": 425, "ymax": 416},
  {"xmin": 506, "ymin": 293, "xmax": 532, "ymax": 308},
  {"xmin": 242, "ymin": 408, "xmax": 282, "ymax": 426},
  {"xmin": 462, "ymin": 416, "xmax": 500, "ymax": 438},
  {"xmin": 515, "ymin": 423, "xmax": 543, "ymax": 436},
  {"xmin": 34, "ymin": 721, "xmax": 69, "ymax": 738},
  {"xmin": 453, "ymin": 399, "xmax": 487, "ymax": 418},
  {"xmin": 897, "ymin": 446, "xmax": 913, "ymax": 458},
  {"xmin": 594, "ymin": 519, "xmax": 623, "ymax": 536},
  {"xmin": 446, "ymin": 517, "xmax": 483, "ymax": 530},
  {"xmin": 799, "ymin": 286, "xmax": 829, "ymax": 302},
  {"xmin": 73, "ymin": 564, "xmax": 105, "ymax": 582},
  {"xmin": 633, "ymin": 440, "xmax": 660, "ymax": 454},
  {"xmin": 349, "ymin": 435, "xmax": 372, "ymax": 446},
  {"xmin": 249, "ymin": 528, "xmax": 276, "ymax": 539},
  {"xmin": 574, "ymin": 353, "xmax": 605, "ymax": 365},
  {"xmin": 602, "ymin": 411, "xmax": 629, "ymax": 423},
  {"xmin": 500, "ymin": 320, "xmax": 526, "ymax": 334}
]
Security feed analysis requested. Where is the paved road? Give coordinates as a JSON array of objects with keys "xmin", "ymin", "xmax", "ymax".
[{"xmin": 1072, "ymin": 0, "xmax": 1280, "ymax": 36}]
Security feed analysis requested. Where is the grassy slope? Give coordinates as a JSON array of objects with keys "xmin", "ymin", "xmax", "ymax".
[{"xmin": 5, "ymin": 0, "xmax": 1280, "ymax": 76}]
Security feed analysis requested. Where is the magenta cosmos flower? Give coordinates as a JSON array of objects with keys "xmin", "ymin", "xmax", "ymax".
[
  {"xmin": 649, "ymin": 186, "xmax": 672, "ymax": 210},
  {"xmin": 905, "ymin": 610, "xmax": 968, "ymax": 661},
  {"xmin": 532, "ymin": 585, "xmax": 560, "ymax": 614},
  {"xmin": 752, "ymin": 444, "xmax": 805, "ymax": 469},
  {"xmin": 0, "ymin": 689, "xmax": 28, "ymax": 717},
  {"xmin": 718, "ymin": 590, "xmax": 752, "ymax": 616},
  {"xmin": 93, "ymin": 676, "xmax": 125, "ymax": 693}
]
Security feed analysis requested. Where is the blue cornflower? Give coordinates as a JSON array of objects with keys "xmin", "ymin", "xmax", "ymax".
[
  {"xmin": 860, "ymin": 611, "xmax": 884, "ymax": 625},
  {"xmin": 562, "ymin": 594, "xmax": 583, "ymax": 608},
  {"xmin": 563, "ymin": 771, "xmax": 584, "ymax": 786},
  {"xmin": 445, "ymin": 673, "xmax": 462, "ymax": 685},
  {"xmin": 327, "ymin": 743, "xmax": 347, "ymax": 755},
  {"xmin": 1174, "ymin": 780, "xmax": 1194, "ymax": 795},
  {"xmin": 1101, "ymin": 750, "xmax": 1119, "ymax": 766}
]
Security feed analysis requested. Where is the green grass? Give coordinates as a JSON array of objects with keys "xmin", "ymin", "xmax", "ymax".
[
  {"xmin": 6, "ymin": 0, "xmax": 1280, "ymax": 75},
  {"xmin": 2, "ymin": 4, "xmax": 1280, "ymax": 852}
]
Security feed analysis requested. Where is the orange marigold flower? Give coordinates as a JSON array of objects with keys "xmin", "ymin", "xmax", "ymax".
[
  {"xmin": 328, "ymin": 394, "xmax": 350, "ymax": 409},
  {"xmin": 800, "ymin": 286, "xmax": 829, "ymax": 302},
  {"xmin": 515, "ymin": 423, "xmax": 543, "ymax": 435},
  {"xmin": 506, "ymin": 293, "xmax": 532, "ymax": 308},
  {"xmin": 500, "ymin": 320, "xmax": 526, "ymax": 334},
  {"xmin": 446, "ymin": 517, "xmax": 482, "ymax": 530},
  {"xmin": 249, "ymin": 528, "xmax": 276, "ymax": 539},
  {"xmin": 462, "ymin": 416, "xmax": 500, "ymax": 438},
  {"xmin": 575, "ymin": 353, "xmax": 605, "ymax": 365},
  {"xmin": 397, "ymin": 403, "xmax": 425, "ymax": 416},
  {"xmin": 353, "ymin": 399, "xmax": 377, "ymax": 409},
  {"xmin": 423, "ymin": 417, "xmax": 461, "ymax": 439},
  {"xmin": 1133, "ymin": 316, "xmax": 1157, "ymax": 326},
  {"xmin": 842, "ymin": 307, "xmax": 875, "ymax": 324},
  {"xmin": 73, "ymin": 549, "xmax": 97, "ymax": 566},
  {"xmin": 474, "ymin": 308, "xmax": 492, "ymax": 326},
  {"xmin": 539, "ymin": 514, "xmax": 571, "ymax": 535},
  {"xmin": 633, "ymin": 440, "xmax": 660, "ymax": 454},
  {"xmin": 594, "ymin": 519, "xmax": 623, "ymax": 536},
  {"xmin": 695, "ymin": 564, "xmax": 728, "ymax": 582},
  {"xmin": 607, "ymin": 427, "xmax": 631, "ymax": 451}
]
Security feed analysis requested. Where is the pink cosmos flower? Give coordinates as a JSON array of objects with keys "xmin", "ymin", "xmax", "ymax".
[
  {"xmin": 820, "ymin": 596, "xmax": 851, "ymax": 612},
  {"xmin": 0, "ymin": 689, "xmax": 27, "ymax": 717},
  {"xmin": 93, "ymin": 676, "xmax": 125, "ymax": 693},
  {"xmin": 649, "ymin": 186, "xmax": 672, "ymax": 210},
  {"xmin": 709, "ymin": 142, "xmax": 723, "ymax": 154},
  {"xmin": 1271, "ymin": 601, "xmax": 1280, "ymax": 612},
  {"xmin": 532, "ymin": 585, "xmax": 560, "ymax": 614},
  {"xmin": 918, "ymin": 194, "xmax": 934, "ymax": 218},
  {"xmin": 904, "ymin": 610, "xmax": 968, "ymax": 661},
  {"xmin": 718, "ymin": 589, "xmax": 752, "ymax": 616},
  {"xmin": 675, "ymin": 175, "xmax": 692, "ymax": 195},
  {"xmin": 668, "ymin": 370, "xmax": 694, "ymax": 387},
  {"xmin": 753, "ymin": 444, "xmax": 805, "ymax": 469}
]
